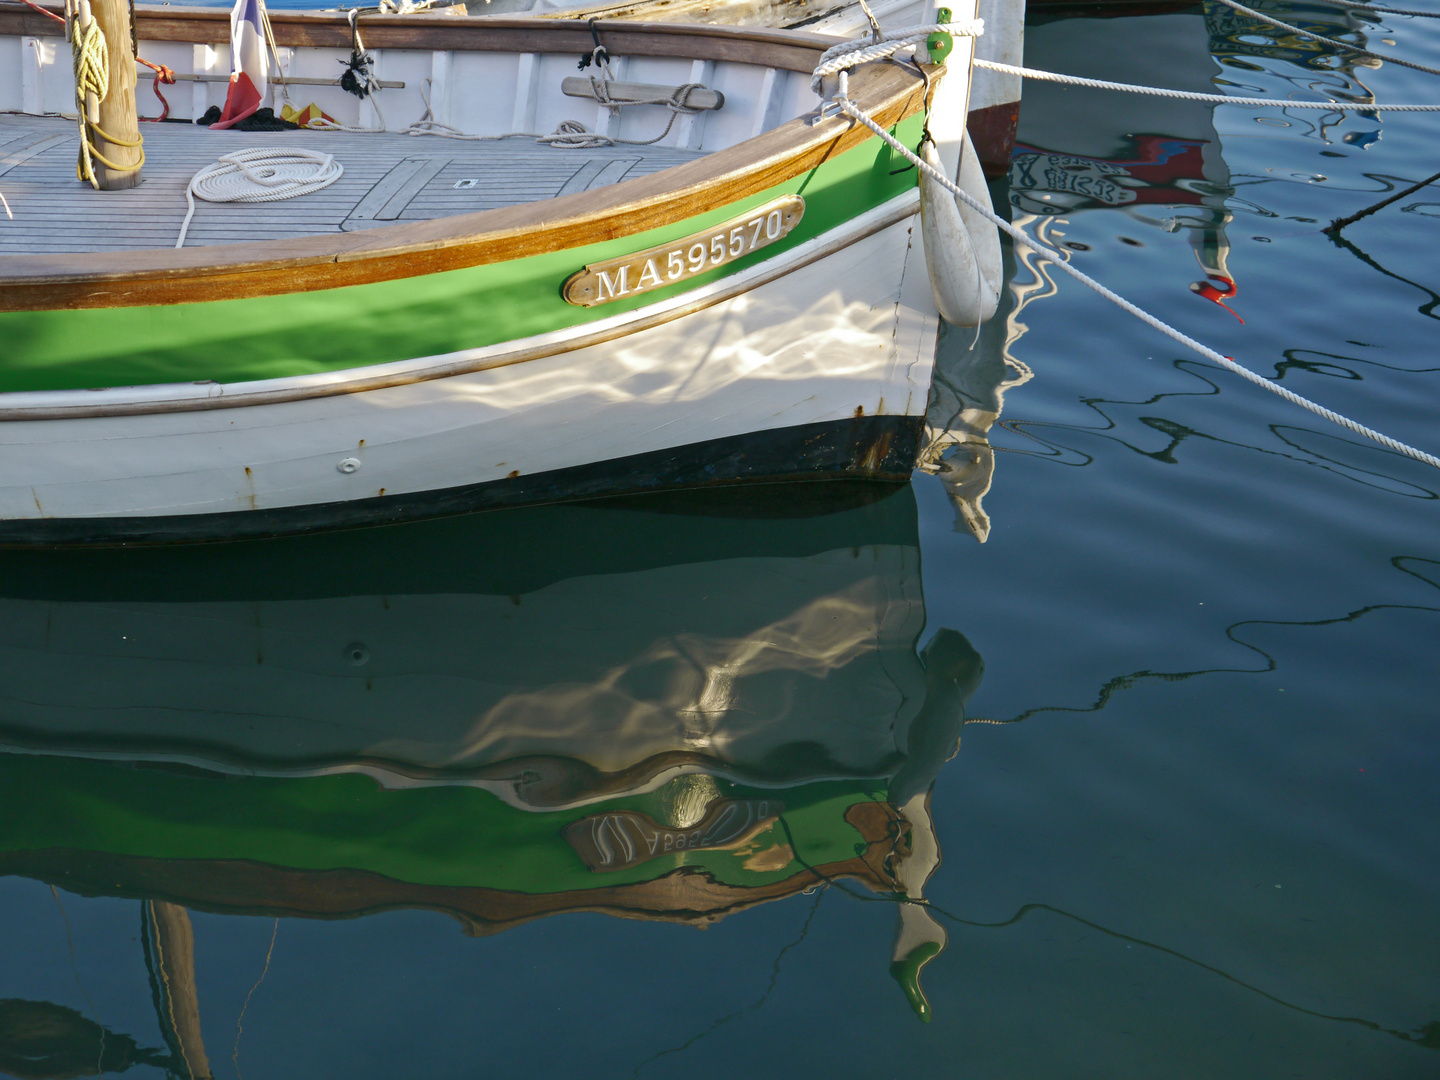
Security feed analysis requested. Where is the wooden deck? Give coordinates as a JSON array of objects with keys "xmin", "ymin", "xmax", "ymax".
[{"xmin": 0, "ymin": 114, "xmax": 705, "ymax": 254}]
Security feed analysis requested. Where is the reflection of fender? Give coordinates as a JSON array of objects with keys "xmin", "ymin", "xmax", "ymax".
[
  {"xmin": 891, "ymin": 630, "xmax": 985, "ymax": 807},
  {"xmin": 888, "ymin": 629, "xmax": 985, "ymax": 1022},
  {"xmin": 920, "ymin": 133, "xmax": 1002, "ymax": 327}
]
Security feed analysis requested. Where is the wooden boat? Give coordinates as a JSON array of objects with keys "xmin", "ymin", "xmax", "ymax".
[
  {"xmin": 0, "ymin": 0, "xmax": 980, "ymax": 543},
  {"xmin": 0, "ymin": 483, "xmax": 982, "ymax": 1018}
]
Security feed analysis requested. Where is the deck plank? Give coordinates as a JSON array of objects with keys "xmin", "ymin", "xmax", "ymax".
[{"xmin": 0, "ymin": 115, "xmax": 706, "ymax": 254}]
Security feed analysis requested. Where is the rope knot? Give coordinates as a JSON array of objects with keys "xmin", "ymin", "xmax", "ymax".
[
  {"xmin": 72, "ymin": 19, "xmax": 109, "ymax": 105},
  {"xmin": 579, "ymin": 44, "xmax": 612, "ymax": 73},
  {"xmin": 808, "ymin": 19, "xmax": 985, "ymax": 102},
  {"xmin": 579, "ymin": 19, "xmax": 612, "ymax": 75}
]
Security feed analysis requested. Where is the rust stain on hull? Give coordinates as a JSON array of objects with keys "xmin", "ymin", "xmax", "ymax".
[{"xmin": 858, "ymin": 431, "xmax": 895, "ymax": 472}]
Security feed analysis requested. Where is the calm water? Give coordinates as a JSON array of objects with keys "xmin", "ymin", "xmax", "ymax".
[{"xmin": 4, "ymin": 4, "xmax": 1440, "ymax": 1078}]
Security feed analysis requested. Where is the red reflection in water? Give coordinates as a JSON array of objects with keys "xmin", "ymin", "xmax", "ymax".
[{"xmin": 1190, "ymin": 276, "xmax": 1244, "ymax": 323}]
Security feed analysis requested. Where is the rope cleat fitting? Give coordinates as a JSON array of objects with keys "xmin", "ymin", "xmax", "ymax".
[{"xmin": 926, "ymin": 8, "xmax": 954, "ymax": 65}]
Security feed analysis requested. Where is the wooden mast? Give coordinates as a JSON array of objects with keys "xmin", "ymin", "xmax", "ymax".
[{"xmin": 85, "ymin": 0, "xmax": 143, "ymax": 189}]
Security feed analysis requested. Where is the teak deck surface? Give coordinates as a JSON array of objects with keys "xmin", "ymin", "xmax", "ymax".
[{"xmin": 0, "ymin": 114, "xmax": 705, "ymax": 254}]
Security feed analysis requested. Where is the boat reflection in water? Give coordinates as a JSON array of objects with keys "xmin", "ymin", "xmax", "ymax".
[
  {"xmin": 1012, "ymin": 1, "xmax": 1381, "ymax": 321},
  {"xmin": 923, "ymin": 0, "xmax": 1389, "ymax": 530},
  {"xmin": 0, "ymin": 481, "xmax": 985, "ymax": 1065}
]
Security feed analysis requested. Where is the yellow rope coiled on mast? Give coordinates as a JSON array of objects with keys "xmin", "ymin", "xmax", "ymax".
[{"xmin": 72, "ymin": 16, "xmax": 144, "ymax": 188}]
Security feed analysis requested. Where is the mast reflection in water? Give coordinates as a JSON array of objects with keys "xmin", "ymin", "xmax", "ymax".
[{"xmin": 0, "ymin": 481, "xmax": 989, "ymax": 1074}]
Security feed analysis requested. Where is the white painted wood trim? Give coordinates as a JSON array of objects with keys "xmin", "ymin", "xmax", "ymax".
[
  {"xmin": 358, "ymin": 48, "xmax": 383, "ymax": 129},
  {"xmin": 429, "ymin": 49, "xmax": 453, "ymax": 129},
  {"xmin": 971, "ymin": 0, "xmax": 1024, "ymax": 113},
  {"xmin": 192, "ymin": 43, "xmax": 219, "ymax": 121},
  {"xmin": 21, "ymin": 36, "xmax": 45, "ymax": 116},
  {"xmin": 925, "ymin": 0, "xmax": 978, "ymax": 181},
  {"xmin": 269, "ymin": 44, "xmax": 295, "ymax": 112},
  {"xmin": 676, "ymin": 59, "xmax": 714, "ymax": 150},
  {"xmin": 511, "ymin": 52, "xmax": 540, "ymax": 133},
  {"xmin": 593, "ymin": 55, "xmax": 626, "ymax": 140},
  {"xmin": 749, "ymin": 66, "xmax": 778, "ymax": 142}
]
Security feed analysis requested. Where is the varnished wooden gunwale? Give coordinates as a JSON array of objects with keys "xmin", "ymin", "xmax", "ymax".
[
  {"xmin": 0, "ymin": 25, "xmax": 931, "ymax": 311},
  {"xmin": 1, "ymin": 5, "xmax": 836, "ymax": 70}
]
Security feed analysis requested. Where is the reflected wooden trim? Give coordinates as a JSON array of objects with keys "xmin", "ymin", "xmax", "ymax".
[{"xmin": 4, "ymin": 802, "xmax": 904, "ymax": 936}]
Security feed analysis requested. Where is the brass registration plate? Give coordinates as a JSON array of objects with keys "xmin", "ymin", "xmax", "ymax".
[{"xmin": 562, "ymin": 195, "xmax": 805, "ymax": 307}]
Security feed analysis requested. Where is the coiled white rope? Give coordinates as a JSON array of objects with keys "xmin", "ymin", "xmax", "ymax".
[
  {"xmin": 1211, "ymin": 0, "xmax": 1440, "ymax": 77},
  {"xmin": 973, "ymin": 57, "xmax": 1440, "ymax": 109},
  {"xmin": 176, "ymin": 148, "xmax": 343, "ymax": 249},
  {"xmin": 811, "ymin": 31, "xmax": 1440, "ymax": 469}
]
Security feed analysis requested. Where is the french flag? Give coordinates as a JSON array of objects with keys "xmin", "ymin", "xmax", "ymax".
[{"xmin": 211, "ymin": 0, "xmax": 269, "ymax": 129}]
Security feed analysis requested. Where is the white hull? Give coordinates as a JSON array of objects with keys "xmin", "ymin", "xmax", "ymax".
[{"xmin": 0, "ymin": 192, "xmax": 935, "ymax": 527}]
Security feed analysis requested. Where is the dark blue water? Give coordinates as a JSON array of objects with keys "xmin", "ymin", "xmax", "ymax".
[{"xmin": 3, "ymin": 4, "xmax": 1439, "ymax": 1078}]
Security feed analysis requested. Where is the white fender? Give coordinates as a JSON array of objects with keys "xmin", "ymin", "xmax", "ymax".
[{"xmin": 919, "ymin": 131, "xmax": 1002, "ymax": 327}]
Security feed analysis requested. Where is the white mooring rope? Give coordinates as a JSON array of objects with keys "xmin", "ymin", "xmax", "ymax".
[
  {"xmin": 814, "ymin": 34, "xmax": 1440, "ymax": 470},
  {"xmin": 973, "ymin": 58, "xmax": 1440, "ymax": 110},
  {"xmin": 176, "ymin": 148, "xmax": 343, "ymax": 249}
]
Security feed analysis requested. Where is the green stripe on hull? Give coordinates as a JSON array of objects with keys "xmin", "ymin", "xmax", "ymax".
[
  {"xmin": 0, "ymin": 120, "xmax": 922, "ymax": 395},
  {"xmin": 0, "ymin": 753, "xmax": 889, "ymax": 895}
]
